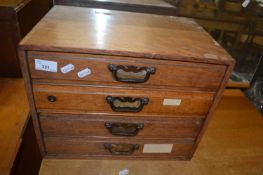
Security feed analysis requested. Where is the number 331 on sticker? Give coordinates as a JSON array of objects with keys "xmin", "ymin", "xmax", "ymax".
[{"xmin": 35, "ymin": 59, "xmax": 57, "ymax": 72}]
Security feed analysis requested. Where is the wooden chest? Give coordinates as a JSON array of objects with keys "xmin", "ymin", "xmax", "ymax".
[{"xmin": 19, "ymin": 5, "xmax": 235, "ymax": 160}]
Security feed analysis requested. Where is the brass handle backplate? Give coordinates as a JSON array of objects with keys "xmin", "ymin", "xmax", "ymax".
[
  {"xmin": 104, "ymin": 143, "xmax": 139, "ymax": 155},
  {"xmin": 105, "ymin": 122, "xmax": 144, "ymax": 136},
  {"xmin": 108, "ymin": 64, "xmax": 156, "ymax": 83},
  {"xmin": 106, "ymin": 96, "xmax": 149, "ymax": 112}
]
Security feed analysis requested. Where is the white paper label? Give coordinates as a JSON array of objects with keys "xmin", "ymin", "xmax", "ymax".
[
  {"xmin": 119, "ymin": 169, "xmax": 129, "ymax": 175},
  {"xmin": 35, "ymin": 59, "xmax": 57, "ymax": 72},
  {"xmin": 163, "ymin": 99, "xmax": 181, "ymax": 106},
  {"xmin": 77, "ymin": 68, "xmax": 91, "ymax": 78},
  {"xmin": 143, "ymin": 144, "xmax": 173, "ymax": 153},
  {"xmin": 61, "ymin": 64, "xmax": 74, "ymax": 74},
  {"xmin": 242, "ymin": 0, "xmax": 250, "ymax": 7}
]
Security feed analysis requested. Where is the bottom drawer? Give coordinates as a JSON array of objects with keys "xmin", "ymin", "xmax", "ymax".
[{"xmin": 44, "ymin": 137, "xmax": 194, "ymax": 160}]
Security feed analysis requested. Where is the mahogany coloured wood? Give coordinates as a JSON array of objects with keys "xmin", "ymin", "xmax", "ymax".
[
  {"xmin": 0, "ymin": 0, "xmax": 52, "ymax": 77},
  {"xmin": 0, "ymin": 19, "xmax": 21, "ymax": 77},
  {"xmin": 18, "ymin": 6, "xmax": 235, "ymax": 160}
]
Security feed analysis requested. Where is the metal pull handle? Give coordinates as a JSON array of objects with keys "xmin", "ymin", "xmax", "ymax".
[
  {"xmin": 106, "ymin": 96, "xmax": 149, "ymax": 112},
  {"xmin": 105, "ymin": 122, "xmax": 144, "ymax": 136},
  {"xmin": 108, "ymin": 64, "xmax": 156, "ymax": 83},
  {"xmin": 104, "ymin": 143, "xmax": 139, "ymax": 155}
]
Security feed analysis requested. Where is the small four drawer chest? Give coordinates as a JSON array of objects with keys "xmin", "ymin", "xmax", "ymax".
[{"xmin": 19, "ymin": 5, "xmax": 235, "ymax": 160}]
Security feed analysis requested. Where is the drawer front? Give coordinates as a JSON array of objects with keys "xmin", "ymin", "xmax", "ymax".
[
  {"xmin": 28, "ymin": 51, "xmax": 226, "ymax": 90},
  {"xmin": 40, "ymin": 113, "xmax": 204, "ymax": 139},
  {"xmin": 44, "ymin": 137, "xmax": 194, "ymax": 159},
  {"xmin": 33, "ymin": 84, "xmax": 215, "ymax": 116}
]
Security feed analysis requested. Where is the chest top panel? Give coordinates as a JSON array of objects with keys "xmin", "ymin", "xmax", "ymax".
[{"xmin": 19, "ymin": 5, "xmax": 234, "ymax": 65}]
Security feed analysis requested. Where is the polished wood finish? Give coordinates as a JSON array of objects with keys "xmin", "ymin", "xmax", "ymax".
[
  {"xmin": 28, "ymin": 51, "xmax": 226, "ymax": 90},
  {"xmin": 18, "ymin": 47, "xmax": 46, "ymax": 155},
  {"xmin": 45, "ymin": 137, "xmax": 194, "ymax": 159},
  {"xmin": 40, "ymin": 113, "xmax": 204, "ymax": 139},
  {"xmin": 54, "ymin": 0, "xmax": 177, "ymax": 16},
  {"xmin": 11, "ymin": 117, "xmax": 42, "ymax": 175},
  {"xmin": 56, "ymin": 0, "xmax": 248, "ymax": 53},
  {"xmin": 20, "ymin": 6, "xmax": 234, "ymax": 65},
  {"xmin": 0, "ymin": 0, "xmax": 52, "ymax": 77},
  {"xmin": 0, "ymin": 78, "xmax": 41, "ymax": 175},
  {"xmin": 0, "ymin": 0, "xmax": 24, "ymax": 7},
  {"xmin": 0, "ymin": 79, "xmax": 29, "ymax": 175},
  {"xmin": 33, "ymin": 84, "xmax": 214, "ymax": 116},
  {"xmin": 39, "ymin": 90, "xmax": 263, "ymax": 174},
  {"xmin": 226, "ymin": 80, "xmax": 250, "ymax": 89},
  {"xmin": 19, "ymin": 6, "xmax": 234, "ymax": 160}
]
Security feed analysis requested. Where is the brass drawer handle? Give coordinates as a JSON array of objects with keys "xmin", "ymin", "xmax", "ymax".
[
  {"xmin": 104, "ymin": 143, "xmax": 139, "ymax": 155},
  {"xmin": 106, "ymin": 96, "xmax": 149, "ymax": 112},
  {"xmin": 105, "ymin": 122, "xmax": 144, "ymax": 136},
  {"xmin": 108, "ymin": 64, "xmax": 156, "ymax": 83}
]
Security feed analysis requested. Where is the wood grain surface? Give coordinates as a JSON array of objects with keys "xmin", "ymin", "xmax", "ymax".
[
  {"xmin": 28, "ymin": 51, "xmax": 226, "ymax": 90},
  {"xmin": 0, "ymin": 78, "xmax": 29, "ymax": 175},
  {"xmin": 19, "ymin": 6, "xmax": 234, "ymax": 65},
  {"xmin": 33, "ymin": 84, "xmax": 215, "ymax": 116},
  {"xmin": 0, "ymin": 0, "xmax": 25, "ymax": 8},
  {"xmin": 39, "ymin": 90, "xmax": 263, "ymax": 174},
  {"xmin": 0, "ymin": 0, "xmax": 52, "ymax": 77},
  {"xmin": 44, "ymin": 137, "xmax": 194, "ymax": 159},
  {"xmin": 40, "ymin": 113, "xmax": 204, "ymax": 139},
  {"xmin": 18, "ymin": 6, "xmax": 235, "ymax": 160},
  {"xmin": 18, "ymin": 49, "xmax": 46, "ymax": 155}
]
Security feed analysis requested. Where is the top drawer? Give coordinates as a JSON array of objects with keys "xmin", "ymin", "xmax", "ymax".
[{"xmin": 28, "ymin": 51, "xmax": 226, "ymax": 90}]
